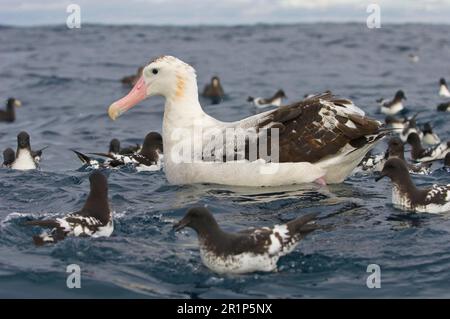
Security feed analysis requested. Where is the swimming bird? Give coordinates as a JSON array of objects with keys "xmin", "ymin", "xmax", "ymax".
[
  {"xmin": 108, "ymin": 56, "xmax": 385, "ymax": 186},
  {"xmin": 385, "ymin": 115, "xmax": 409, "ymax": 131},
  {"xmin": 437, "ymin": 102, "xmax": 450, "ymax": 112},
  {"xmin": 406, "ymin": 132, "xmax": 450, "ymax": 162},
  {"xmin": 378, "ymin": 90, "xmax": 407, "ymax": 115},
  {"xmin": 173, "ymin": 207, "xmax": 320, "ymax": 274},
  {"xmin": 89, "ymin": 132, "xmax": 163, "ymax": 170},
  {"xmin": 202, "ymin": 76, "xmax": 225, "ymax": 104},
  {"xmin": 10, "ymin": 131, "xmax": 45, "ymax": 170},
  {"xmin": 376, "ymin": 158, "xmax": 450, "ymax": 213},
  {"xmin": 439, "ymin": 78, "xmax": 450, "ymax": 98},
  {"xmin": 101, "ymin": 138, "xmax": 141, "ymax": 156},
  {"xmin": 385, "ymin": 137, "xmax": 431, "ymax": 175},
  {"xmin": 121, "ymin": 66, "xmax": 144, "ymax": 86},
  {"xmin": 117, "ymin": 140, "xmax": 141, "ymax": 155},
  {"xmin": 353, "ymin": 137, "xmax": 430, "ymax": 175},
  {"xmin": 0, "ymin": 98, "xmax": 21, "ymax": 123},
  {"xmin": 408, "ymin": 53, "xmax": 419, "ymax": 63},
  {"xmin": 247, "ymin": 89, "xmax": 287, "ymax": 108},
  {"xmin": 399, "ymin": 117, "xmax": 423, "ymax": 142},
  {"xmin": 24, "ymin": 171, "xmax": 113, "ymax": 246},
  {"xmin": 422, "ymin": 122, "xmax": 440, "ymax": 145},
  {"xmin": 353, "ymin": 150, "xmax": 386, "ymax": 174},
  {"xmin": 72, "ymin": 137, "xmax": 144, "ymax": 169},
  {"xmin": 2, "ymin": 148, "xmax": 15, "ymax": 168}
]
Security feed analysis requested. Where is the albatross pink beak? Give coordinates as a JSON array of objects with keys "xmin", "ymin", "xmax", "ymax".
[{"xmin": 108, "ymin": 76, "xmax": 147, "ymax": 120}]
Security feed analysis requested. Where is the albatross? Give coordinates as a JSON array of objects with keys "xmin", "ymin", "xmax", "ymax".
[{"xmin": 108, "ymin": 56, "xmax": 385, "ymax": 186}]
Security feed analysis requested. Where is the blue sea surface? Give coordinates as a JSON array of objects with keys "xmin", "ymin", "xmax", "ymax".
[{"xmin": 1, "ymin": 23, "xmax": 450, "ymax": 298}]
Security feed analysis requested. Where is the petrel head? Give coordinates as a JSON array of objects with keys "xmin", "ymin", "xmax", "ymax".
[
  {"xmin": 108, "ymin": 56, "xmax": 197, "ymax": 120},
  {"xmin": 422, "ymin": 122, "xmax": 433, "ymax": 134},
  {"xmin": 211, "ymin": 76, "xmax": 221, "ymax": 87},
  {"xmin": 2, "ymin": 148, "xmax": 15, "ymax": 166},
  {"xmin": 387, "ymin": 137, "xmax": 405, "ymax": 158},
  {"xmin": 142, "ymin": 132, "xmax": 163, "ymax": 153},
  {"xmin": 17, "ymin": 131, "xmax": 31, "ymax": 149},
  {"xmin": 395, "ymin": 90, "xmax": 406, "ymax": 101},
  {"xmin": 406, "ymin": 132, "xmax": 421, "ymax": 146},
  {"xmin": 173, "ymin": 207, "xmax": 218, "ymax": 234},
  {"xmin": 89, "ymin": 171, "xmax": 108, "ymax": 194},
  {"xmin": 375, "ymin": 158, "xmax": 409, "ymax": 182},
  {"xmin": 7, "ymin": 98, "xmax": 21, "ymax": 109},
  {"xmin": 109, "ymin": 138, "xmax": 121, "ymax": 154},
  {"xmin": 275, "ymin": 89, "xmax": 287, "ymax": 99}
]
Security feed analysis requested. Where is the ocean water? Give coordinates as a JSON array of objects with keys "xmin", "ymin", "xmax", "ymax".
[{"xmin": 1, "ymin": 23, "xmax": 450, "ymax": 298}]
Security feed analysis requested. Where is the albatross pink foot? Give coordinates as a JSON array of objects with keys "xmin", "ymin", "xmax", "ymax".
[{"xmin": 314, "ymin": 177, "xmax": 327, "ymax": 186}]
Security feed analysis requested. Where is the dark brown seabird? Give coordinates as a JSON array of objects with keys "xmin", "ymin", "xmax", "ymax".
[
  {"xmin": 376, "ymin": 158, "xmax": 450, "ymax": 213},
  {"xmin": 174, "ymin": 207, "xmax": 321, "ymax": 274},
  {"xmin": 0, "ymin": 98, "xmax": 21, "ymax": 123},
  {"xmin": 24, "ymin": 171, "xmax": 113, "ymax": 246}
]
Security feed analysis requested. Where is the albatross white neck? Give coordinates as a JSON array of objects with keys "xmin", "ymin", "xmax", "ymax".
[{"xmin": 163, "ymin": 75, "xmax": 217, "ymax": 133}]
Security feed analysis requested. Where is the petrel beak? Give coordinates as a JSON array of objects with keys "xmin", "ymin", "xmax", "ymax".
[
  {"xmin": 108, "ymin": 76, "xmax": 147, "ymax": 120},
  {"xmin": 173, "ymin": 218, "xmax": 189, "ymax": 231},
  {"xmin": 375, "ymin": 173, "xmax": 386, "ymax": 182},
  {"xmin": 14, "ymin": 100, "xmax": 22, "ymax": 107}
]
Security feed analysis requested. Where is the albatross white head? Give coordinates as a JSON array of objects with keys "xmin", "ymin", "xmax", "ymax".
[{"xmin": 108, "ymin": 56, "xmax": 200, "ymax": 120}]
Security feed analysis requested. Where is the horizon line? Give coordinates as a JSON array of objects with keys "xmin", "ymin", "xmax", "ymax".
[{"xmin": 2, "ymin": 20, "xmax": 450, "ymax": 28}]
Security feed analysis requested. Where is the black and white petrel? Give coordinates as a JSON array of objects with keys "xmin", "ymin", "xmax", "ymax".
[
  {"xmin": 202, "ymin": 76, "xmax": 225, "ymax": 104},
  {"xmin": 353, "ymin": 137, "xmax": 430, "ymax": 175},
  {"xmin": 72, "ymin": 138, "xmax": 142, "ymax": 169},
  {"xmin": 24, "ymin": 171, "xmax": 113, "ymax": 246},
  {"xmin": 92, "ymin": 138, "xmax": 141, "ymax": 157},
  {"xmin": 173, "ymin": 207, "xmax": 320, "ymax": 274},
  {"xmin": 0, "ymin": 98, "xmax": 21, "ymax": 123},
  {"xmin": 422, "ymin": 122, "xmax": 440, "ymax": 145},
  {"xmin": 386, "ymin": 137, "xmax": 431, "ymax": 175},
  {"xmin": 385, "ymin": 115, "xmax": 409, "ymax": 131},
  {"xmin": 353, "ymin": 150, "xmax": 386, "ymax": 174},
  {"xmin": 378, "ymin": 90, "xmax": 407, "ymax": 115},
  {"xmin": 76, "ymin": 132, "xmax": 163, "ymax": 171},
  {"xmin": 406, "ymin": 132, "xmax": 450, "ymax": 162},
  {"xmin": 376, "ymin": 158, "xmax": 450, "ymax": 213},
  {"xmin": 2, "ymin": 148, "xmax": 15, "ymax": 168},
  {"xmin": 8, "ymin": 131, "xmax": 46, "ymax": 170},
  {"xmin": 399, "ymin": 117, "xmax": 422, "ymax": 142},
  {"xmin": 439, "ymin": 78, "xmax": 450, "ymax": 98},
  {"xmin": 437, "ymin": 102, "xmax": 450, "ymax": 112},
  {"xmin": 247, "ymin": 89, "xmax": 287, "ymax": 108}
]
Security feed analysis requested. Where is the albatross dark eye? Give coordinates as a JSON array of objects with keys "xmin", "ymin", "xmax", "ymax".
[{"xmin": 152, "ymin": 69, "xmax": 158, "ymax": 75}]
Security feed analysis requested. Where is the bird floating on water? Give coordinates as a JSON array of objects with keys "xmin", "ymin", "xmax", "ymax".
[
  {"xmin": 439, "ymin": 78, "xmax": 450, "ymax": 98},
  {"xmin": 0, "ymin": 98, "xmax": 21, "ymax": 123},
  {"xmin": 24, "ymin": 171, "xmax": 113, "ymax": 246},
  {"xmin": 173, "ymin": 207, "xmax": 321, "ymax": 274},
  {"xmin": 378, "ymin": 90, "xmax": 407, "ymax": 115},
  {"xmin": 4, "ymin": 131, "xmax": 46, "ymax": 170},
  {"xmin": 202, "ymin": 76, "xmax": 225, "ymax": 104},
  {"xmin": 376, "ymin": 158, "xmax": 450, "ymax": 214},
  {"xmin": 108, "ymin": 55, "xmax": 385, "ymax": 186},
  {"xmin": 247, "ymin": 89, "xmax": 287, "ymax": 108}
]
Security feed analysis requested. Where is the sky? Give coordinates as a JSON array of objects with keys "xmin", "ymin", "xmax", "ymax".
[{"xmin": 1, "ymin": 0, "xmax": 450, "ymax": 26}]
